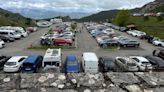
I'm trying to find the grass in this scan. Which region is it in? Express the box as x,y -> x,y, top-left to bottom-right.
126,16 -> 164,39
27,45 -> 76,51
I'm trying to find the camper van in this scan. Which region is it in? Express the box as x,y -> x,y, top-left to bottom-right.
82,52 -> 98,73
0,30 -> 21,39
42,49 -> 62,67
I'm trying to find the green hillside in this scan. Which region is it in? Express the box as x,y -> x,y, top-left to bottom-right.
0,8 -> 36,27
126,16 -> 164,39
77,10 -> 119,22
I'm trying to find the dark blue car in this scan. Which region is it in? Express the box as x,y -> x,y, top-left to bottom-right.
21,55 -> 43,73
65,55 -> 80,73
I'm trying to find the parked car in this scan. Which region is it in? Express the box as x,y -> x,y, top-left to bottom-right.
65,55 -> 80,73
0,35 -> 15,42
82,52 -> 98,73
153,49 -> 164,59
113,36 -> 128,41
99,56 -> 115,72
61,31 -> 75,37
102,28 -> 115,35
0,56 -> 11,70
144,55 -> 164,70
129,56 -> 152,71
118,38 -> 140,47
3,56 -> 27,72
130,30 -> 146,37
115,57 -> 138,72
152,39 -> 164,47
21,55 -> 43,73
99,38 -> 118,48
0,39 -> 5,48
0,30 -> 21,39
96,35 -> 109,43
53,38 -> 73,46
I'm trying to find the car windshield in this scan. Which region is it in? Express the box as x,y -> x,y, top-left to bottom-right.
67,61 -> 77,66
5,62 -> 16,66
127,63 -> 136,66
104,59 -> 114,66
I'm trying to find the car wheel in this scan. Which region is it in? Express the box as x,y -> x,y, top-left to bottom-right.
158,44 -> 162,46
102,44 -> 108,49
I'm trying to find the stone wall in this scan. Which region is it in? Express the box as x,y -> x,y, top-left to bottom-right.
1,72 -> 164,92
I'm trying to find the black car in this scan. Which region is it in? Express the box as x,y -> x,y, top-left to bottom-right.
0,35 -> 15,42
144,55 -> 164,70
99,56 -> 115,72
0,56 -> 11,70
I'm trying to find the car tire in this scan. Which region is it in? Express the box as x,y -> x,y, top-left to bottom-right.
158,44 -> 162,46
102,44 -> 108,49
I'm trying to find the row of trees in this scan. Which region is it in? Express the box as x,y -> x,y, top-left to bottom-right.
113,10 -> 163,26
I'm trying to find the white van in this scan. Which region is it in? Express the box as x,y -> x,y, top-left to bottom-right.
82,52 -> 98,73
0,30 -> 21,39
0,26 -> 28,37
42,48 -> 62,67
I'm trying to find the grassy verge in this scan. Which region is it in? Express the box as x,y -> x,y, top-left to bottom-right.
27,45 -> 76,51
127,16 -> 164,39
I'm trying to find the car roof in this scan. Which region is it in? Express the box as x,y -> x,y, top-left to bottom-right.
8,56 -> 27,62
130,56 -> 149,62
83,52 -> 98,61
24,55 -> 40,63
66,55 -> 77,61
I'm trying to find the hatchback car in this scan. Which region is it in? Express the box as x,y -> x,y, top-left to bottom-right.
99,56 -> 115,72
65,55 -> 80,73
21,55 -> 43,73
129,56 -> 152,71
115,57 -> 138,72
144,55 -> 164,70
3,56 -> 27,72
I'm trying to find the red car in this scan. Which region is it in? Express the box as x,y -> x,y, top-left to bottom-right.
53,38 -> 73,46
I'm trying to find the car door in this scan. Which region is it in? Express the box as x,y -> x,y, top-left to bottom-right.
18,57 -> 26,68
131,58 -> 140,67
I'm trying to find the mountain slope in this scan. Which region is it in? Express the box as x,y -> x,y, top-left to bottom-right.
0,8 -> 36,27
77,10 -> 119,22
78,0 -> 164,22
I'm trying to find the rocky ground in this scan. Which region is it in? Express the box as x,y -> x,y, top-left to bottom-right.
1,72 -> 164,92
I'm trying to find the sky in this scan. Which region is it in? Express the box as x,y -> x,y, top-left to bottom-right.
0,0 -> 155,13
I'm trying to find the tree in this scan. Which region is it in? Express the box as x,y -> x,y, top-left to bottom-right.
113,10 -> 130,26
71,22 -> 77,30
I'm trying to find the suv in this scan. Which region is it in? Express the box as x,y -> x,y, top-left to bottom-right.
99,38 -> 118,48
153,48 -> 164,59
118,38 -> 140,47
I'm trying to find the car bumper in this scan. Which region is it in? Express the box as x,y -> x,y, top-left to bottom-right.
3,67 -> 19,72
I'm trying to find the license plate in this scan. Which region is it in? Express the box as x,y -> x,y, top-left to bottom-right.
25,68 -> 31,70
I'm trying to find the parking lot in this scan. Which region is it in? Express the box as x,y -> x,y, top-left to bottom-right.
0,23 -> 160,73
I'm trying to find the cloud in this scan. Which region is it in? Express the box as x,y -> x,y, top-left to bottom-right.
0,0 -> 155,12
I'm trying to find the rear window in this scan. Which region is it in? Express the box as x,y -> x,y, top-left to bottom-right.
23,63 -> 33,67
127,63 -> 136,66
5,62 -> 16,66
67,61 -> 77,66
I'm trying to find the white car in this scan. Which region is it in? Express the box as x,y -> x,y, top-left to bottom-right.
61,31 -> 75,37
102,28 -> 115,35
113,36 -> 128,41
131,30 -> 146,37
129,56 -> 152,71
127,30 -> 134,35
3,56 -> 27,72
0,39 -> 5,48
152,39 -> 164,47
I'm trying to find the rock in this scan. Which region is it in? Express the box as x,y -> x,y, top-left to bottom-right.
47,73 -> 54,79
3,77 -> 10,82
38,76 -> 47,83
71,79 -> 77,84
88,79 -> 95,84
135,72 -> 164,87
58,84 -> 65,89
103,83 -> 106,87
84,89 -> 91,92
50,82 -> 57,87
40,88 -> 46,92
125,85 -> 142,92
58,75 -> 66,80
105,72 -> 140,85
